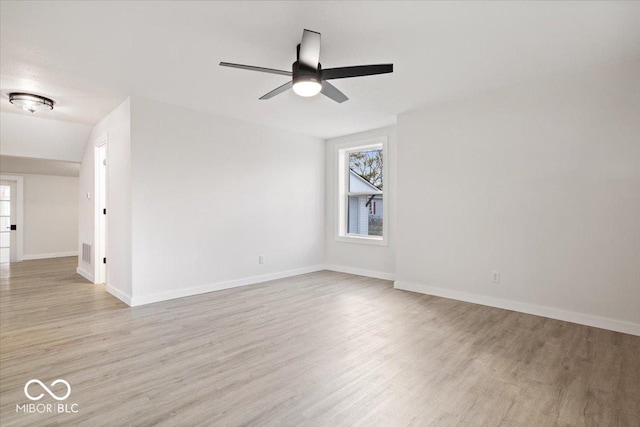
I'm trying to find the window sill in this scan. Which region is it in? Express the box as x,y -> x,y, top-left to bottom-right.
335,234 -> 388,247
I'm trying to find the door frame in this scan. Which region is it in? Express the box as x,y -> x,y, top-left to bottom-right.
0,175 -> 24,262
94,136 -> 108,284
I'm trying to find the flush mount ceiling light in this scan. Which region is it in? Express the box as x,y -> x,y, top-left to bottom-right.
220,29 -> 393,103
9,92 -> 54,113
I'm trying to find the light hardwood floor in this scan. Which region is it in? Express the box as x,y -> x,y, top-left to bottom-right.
1,257 -> 638,426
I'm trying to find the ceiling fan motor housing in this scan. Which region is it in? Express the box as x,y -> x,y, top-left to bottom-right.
292,60 -> 322,86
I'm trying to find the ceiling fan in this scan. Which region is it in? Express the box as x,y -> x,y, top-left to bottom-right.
220,29 -> 393,103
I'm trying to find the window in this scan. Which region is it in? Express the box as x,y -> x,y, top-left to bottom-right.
337,138 -> 387,245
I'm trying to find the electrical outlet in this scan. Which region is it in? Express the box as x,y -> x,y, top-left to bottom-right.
491,270 -> 501,284
259,255 -> 264,265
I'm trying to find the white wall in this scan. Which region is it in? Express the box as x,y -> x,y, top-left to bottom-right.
129,98 -> 325,305
0,112 -> 92,162
4,174 -> 77,260
78,98 -> 131,301
325,126 -> 396,280
395,59 -> 640,335
0,156 -> 79,177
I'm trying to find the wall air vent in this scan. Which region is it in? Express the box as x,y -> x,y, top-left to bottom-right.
82,243 -> 92,264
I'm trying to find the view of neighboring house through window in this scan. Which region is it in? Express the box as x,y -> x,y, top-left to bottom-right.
348,148 -> 383,236
336,139 -> 386,244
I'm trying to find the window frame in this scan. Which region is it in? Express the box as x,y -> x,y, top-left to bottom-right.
336,137 -> 388,246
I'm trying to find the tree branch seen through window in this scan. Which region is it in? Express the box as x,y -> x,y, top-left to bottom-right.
349,150 -> 383,190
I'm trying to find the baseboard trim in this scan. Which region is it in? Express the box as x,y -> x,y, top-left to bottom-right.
76,267 -> 94,283
106,285 -> 132,306
23,251 -> 78,261
130,265 -> 326,307
325,265 -> 395,281
394,281 -> 640,337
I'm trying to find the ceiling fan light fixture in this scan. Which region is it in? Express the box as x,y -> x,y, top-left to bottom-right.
9,92 -> 54,113
292,80 -> 322,97
292,72 -> 322,97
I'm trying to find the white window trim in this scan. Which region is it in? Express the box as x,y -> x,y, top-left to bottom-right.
335,136 -> 388,246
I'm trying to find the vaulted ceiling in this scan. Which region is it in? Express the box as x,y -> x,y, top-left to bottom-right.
1,1 -> 639,156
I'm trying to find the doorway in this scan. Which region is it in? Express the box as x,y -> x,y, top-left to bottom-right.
95,143 -> 107,284
0,176 -> 23,263
0,182 -> 14,263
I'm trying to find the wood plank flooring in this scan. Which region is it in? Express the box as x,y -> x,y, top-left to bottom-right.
1,257 -> 639,426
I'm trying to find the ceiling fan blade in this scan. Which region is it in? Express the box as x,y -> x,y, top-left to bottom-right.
259,81 -> 293,100
299,29 -> 321,69
219,62 -> 292,77
321,81 -> 348,103
322,64 -> 393,80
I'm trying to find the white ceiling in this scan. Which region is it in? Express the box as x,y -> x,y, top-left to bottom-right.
1,1 -> 639,140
